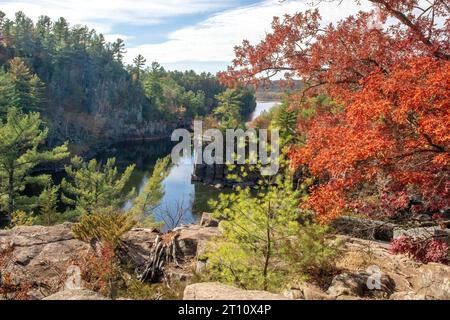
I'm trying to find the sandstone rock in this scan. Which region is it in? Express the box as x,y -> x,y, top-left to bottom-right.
175,225 -> 221,258
282,289 -> 304,300
199,212 -> 219,228
412,263 -> 450,299
183,283 -> 289,300
0,223 -> 90,299
331,216 -> 396,241
335,236 -> 450,300
43,289 -> 109,300
336,295 -> 363,300
389,291 -> 433,300
327,272 -> 395,299
393,226 -> 450,245
285,282 -> 331,300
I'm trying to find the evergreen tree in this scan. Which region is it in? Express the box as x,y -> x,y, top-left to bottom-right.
0,70 -> 15,114
37,183 -> 60,226
206,176 -> 336,291
7,57 -> 44,112
133,54 -> 146,80
112,38 -> 126,63
61,156 -> 136,215
130,156 -> 170,226
0,107 -> 69,224
213,88 -> 244,129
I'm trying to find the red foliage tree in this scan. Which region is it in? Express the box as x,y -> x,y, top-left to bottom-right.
220,0 -> 449,222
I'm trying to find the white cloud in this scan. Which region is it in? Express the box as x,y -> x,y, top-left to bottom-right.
125,0 -> 372,68
0,0 -> 233,33
103,33 -> 135,43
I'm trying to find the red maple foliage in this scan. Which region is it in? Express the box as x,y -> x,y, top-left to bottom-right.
220,0 -> 449,223
390,236 -> 449,264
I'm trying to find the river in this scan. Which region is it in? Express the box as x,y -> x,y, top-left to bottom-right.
96,101 -> 280,229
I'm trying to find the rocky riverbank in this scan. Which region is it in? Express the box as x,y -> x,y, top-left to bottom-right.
1,215 -> 449,300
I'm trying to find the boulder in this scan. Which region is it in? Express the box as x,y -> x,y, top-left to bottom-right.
327,272 -> 395,299
175,225 -> 221,258
0,223 -> 90,299
335,236 -> 450,300
330,216 -> 396,241
284,282 -> 331,300
183,283 -> 289,300
199,212 -> 219,228
43,289 -> 109,300
393,226 -> 450,245
389,291 -> 433,300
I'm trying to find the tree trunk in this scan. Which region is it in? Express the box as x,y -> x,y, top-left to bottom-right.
263,204 -> 272,291
6,169 -> 14,225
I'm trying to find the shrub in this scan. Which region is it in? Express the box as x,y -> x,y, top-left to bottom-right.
0,245 -> 31,300
390,236 -> 449,264
10,210 -> 35,227
71,242 -> 123,298
72,207 -> 136,249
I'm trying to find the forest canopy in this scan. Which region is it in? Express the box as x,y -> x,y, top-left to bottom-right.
0,11 -> 256,152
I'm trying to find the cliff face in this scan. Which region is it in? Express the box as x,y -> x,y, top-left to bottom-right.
48,105 -> 182,155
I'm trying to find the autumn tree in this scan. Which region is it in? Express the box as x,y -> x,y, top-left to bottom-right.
220,0 -> 449,222
61,156 -> 135,216
0,108 -> 69,224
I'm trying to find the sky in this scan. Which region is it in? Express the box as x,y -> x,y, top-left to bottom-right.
0,0 -> 373,74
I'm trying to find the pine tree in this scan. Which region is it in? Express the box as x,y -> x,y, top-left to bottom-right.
133,54 -> 146,80
0,107 -> 69,224
206,176 -> 336,291
112,38 -> 126,63
7,57 -> 45,112
61,156 -> 136,215
0,70 -> 15,115
130,156 -> 170,226
213,89 -> 244,129
37,183 -> 60,226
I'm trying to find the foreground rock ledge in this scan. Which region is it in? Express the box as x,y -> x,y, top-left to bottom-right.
43,289 -> 109,300
1,218 -> 449,300
183,283 -> 289,300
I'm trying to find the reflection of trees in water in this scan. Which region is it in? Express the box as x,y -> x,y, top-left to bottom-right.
192,182 -> 232,215
96,140 -> 175,195
97,139 -> 226,226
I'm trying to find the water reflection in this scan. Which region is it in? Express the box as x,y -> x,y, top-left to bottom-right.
98,140 -> 221,229
96,101 -> 281,229
250,101 -> 281,121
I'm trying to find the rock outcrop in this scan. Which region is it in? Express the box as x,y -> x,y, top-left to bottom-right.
1,215 -> 449,300
334,236 -> 450,300
0,223 -> 89,299
183,283 -> 288,300
0,220 -> 220,299
43,289 -> 109,300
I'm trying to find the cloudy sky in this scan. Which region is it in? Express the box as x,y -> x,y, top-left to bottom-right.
0,0 -> 372,73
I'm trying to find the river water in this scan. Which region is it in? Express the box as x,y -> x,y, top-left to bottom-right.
97,101 -> 280,228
